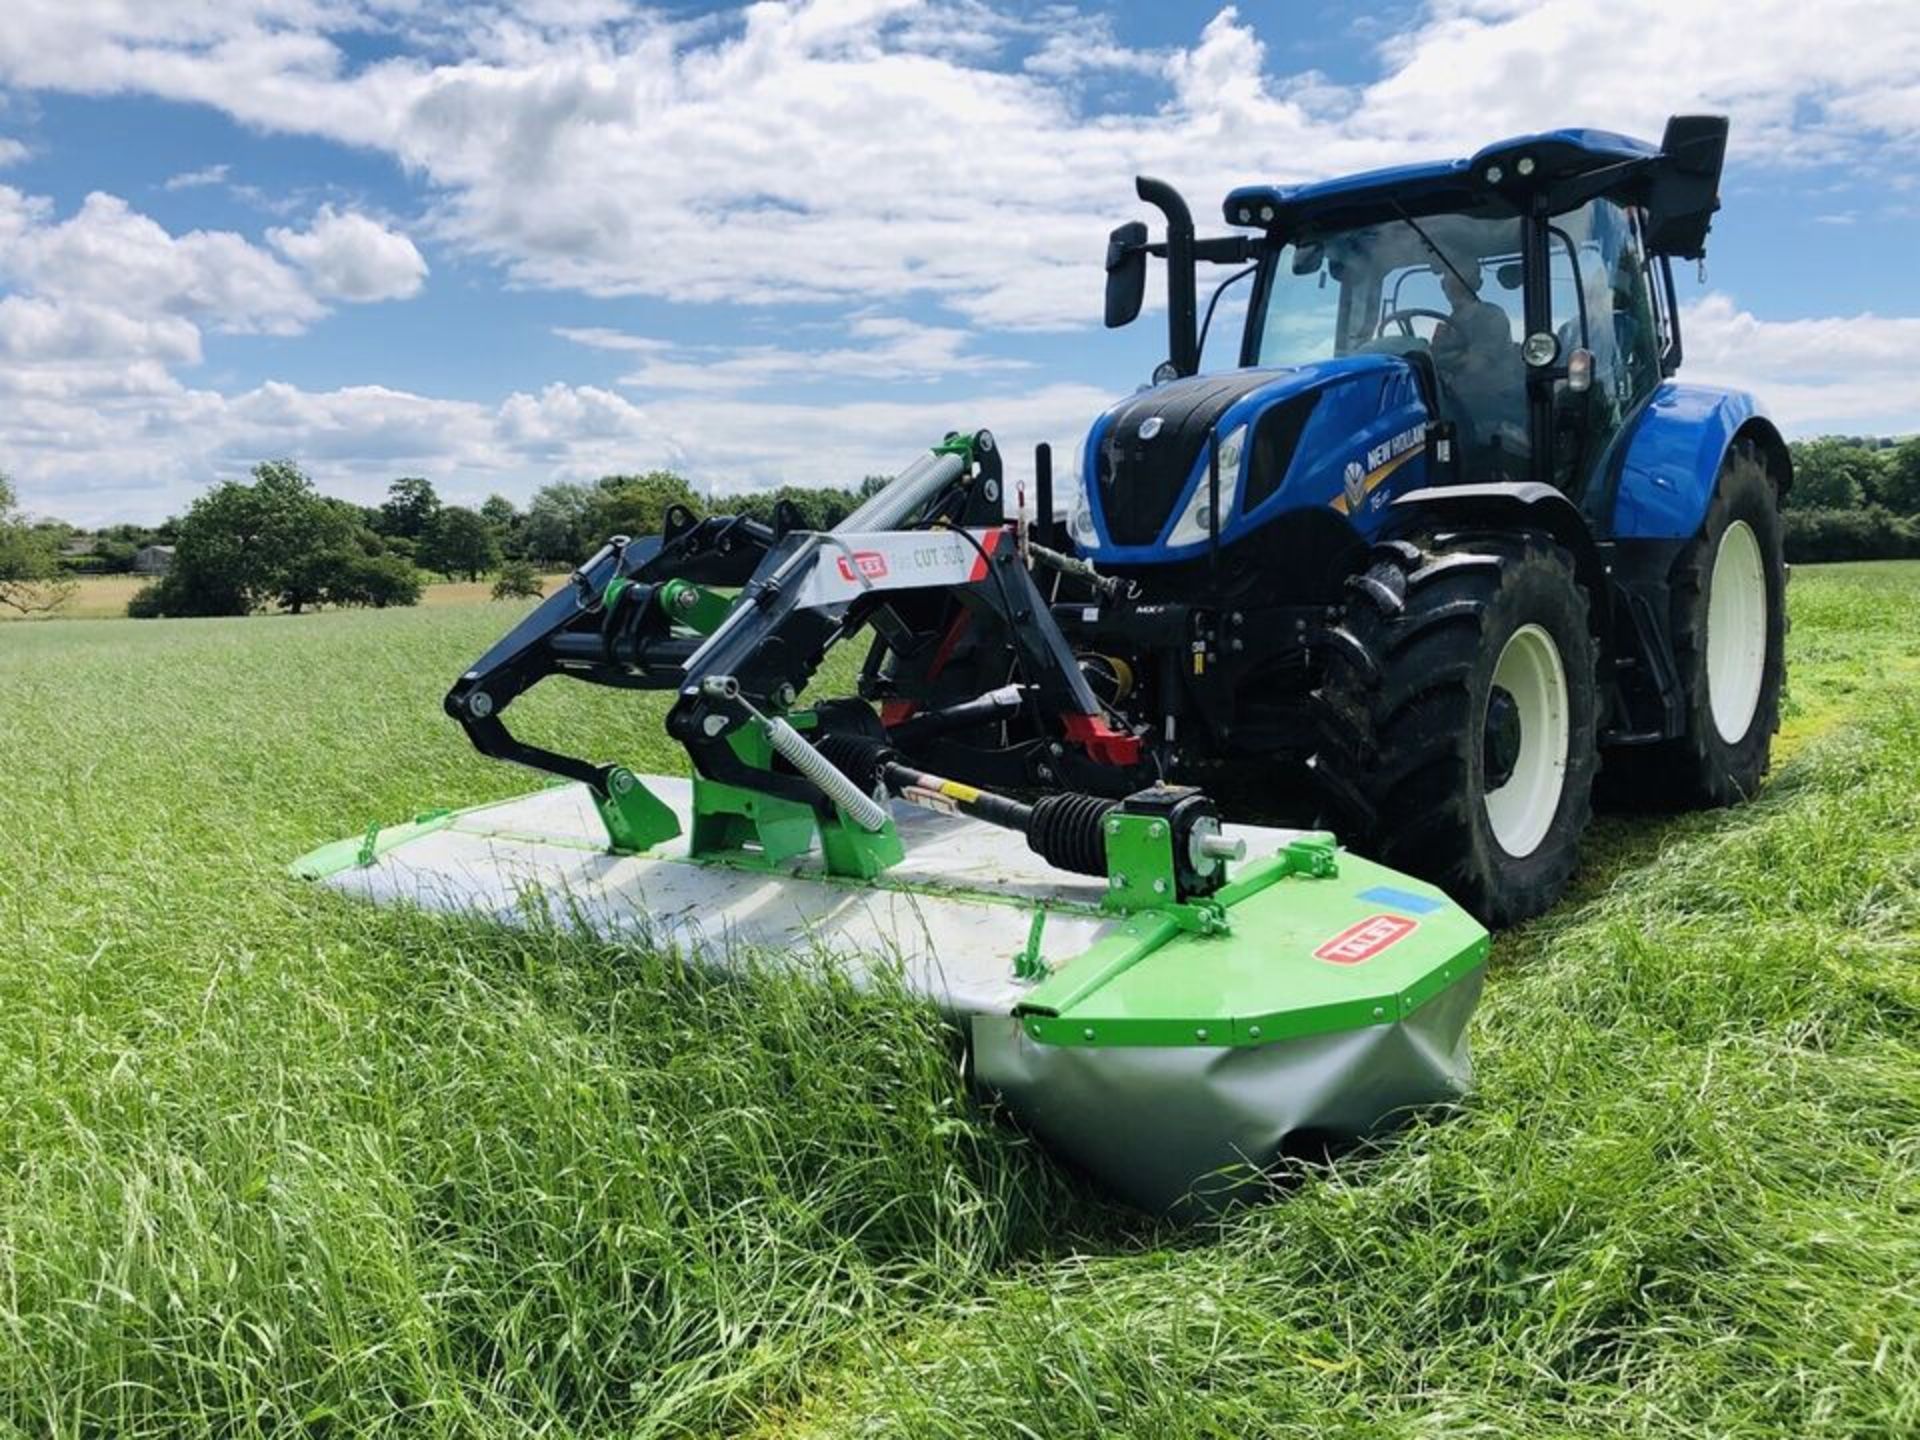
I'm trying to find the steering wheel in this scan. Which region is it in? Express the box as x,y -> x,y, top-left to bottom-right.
1377,306 -> 1451,340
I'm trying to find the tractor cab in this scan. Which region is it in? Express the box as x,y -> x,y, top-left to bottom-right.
1104,117 -> 1729,517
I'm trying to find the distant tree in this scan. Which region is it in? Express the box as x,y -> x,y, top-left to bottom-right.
1786,438 -> 1873,511
328,552 -> 425,608
420,505 -> 501,581
491,559 -> 545,601
858,474 -> 892,499
521,481 -> 596,563
480,493 -> 520,532
726,482 -> 862,531
0,475 -> 75,615
1875,437 -> 1920,515
588,471 -> 702,541
379,477 -> 441,540
134,460 -> 418,617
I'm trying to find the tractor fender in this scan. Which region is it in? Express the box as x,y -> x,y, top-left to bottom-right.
1606,384 -> 1791,540
1386,482 -> 1610,641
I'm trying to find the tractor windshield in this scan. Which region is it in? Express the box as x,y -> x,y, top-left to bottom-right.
1253,213 -> 1529,474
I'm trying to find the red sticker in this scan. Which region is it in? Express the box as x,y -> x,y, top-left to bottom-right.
1313,913 -> 1417,964
836,550 -> 889,581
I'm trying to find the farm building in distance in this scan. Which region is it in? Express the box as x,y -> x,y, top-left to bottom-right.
133,545 -> 175,576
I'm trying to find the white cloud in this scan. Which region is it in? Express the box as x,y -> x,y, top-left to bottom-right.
0,368 -> 1107,526
0,294 -> 203,366
557,315 -> 1027,393
0,137 -> 27,168
1681,292 -> 1920,433
2,1 -> 1916,331
268,206 -> 428,301
0,187 -> 322,334
163,162 -> 231,190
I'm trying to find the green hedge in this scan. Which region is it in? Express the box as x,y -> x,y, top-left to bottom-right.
1782,506 -> 1920,564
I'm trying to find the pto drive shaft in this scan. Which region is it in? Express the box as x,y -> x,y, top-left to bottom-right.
810,732 -> 1242,898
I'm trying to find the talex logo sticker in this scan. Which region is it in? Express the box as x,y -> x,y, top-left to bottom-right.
836,551 -> 888,582
1313,913 -> 1417,964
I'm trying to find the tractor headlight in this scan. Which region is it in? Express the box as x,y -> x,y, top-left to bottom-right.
1069,479 -> 1099,547
1165,424 -> 1245,547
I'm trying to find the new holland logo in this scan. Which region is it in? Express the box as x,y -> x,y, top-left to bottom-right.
1342,460 -> 1367,512
1313,913 -> 1418,964
836,551 -> 888,582
1137,415 -> 1164,440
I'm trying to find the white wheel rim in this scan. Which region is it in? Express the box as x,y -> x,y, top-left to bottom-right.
1484,623 -> 1570,859
1706,519 -> 1768,744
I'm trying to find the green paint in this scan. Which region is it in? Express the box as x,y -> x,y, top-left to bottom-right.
1013,907 -> 1050,982
690,725 -> 818,866
816,810 -> 905,879
290,808 -> 462,880
932,432 -> 982,463
656,579 -> 732,635
1018,846 -> 1487,1049
594,767 -> 682,854
1098,811 -> 1180,913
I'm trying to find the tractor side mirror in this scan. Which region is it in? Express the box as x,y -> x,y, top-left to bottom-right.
1104,221 -> 1149,329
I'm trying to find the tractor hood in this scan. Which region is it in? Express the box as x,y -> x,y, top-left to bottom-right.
1072,354 -> 1434,564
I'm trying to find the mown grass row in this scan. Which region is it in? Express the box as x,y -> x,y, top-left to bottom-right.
1,568 -> 1917,1437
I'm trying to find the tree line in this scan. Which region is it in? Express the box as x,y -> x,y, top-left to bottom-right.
1776,435 -> 1920,563
0,436 -> 1915,619
0,463 -> 894,618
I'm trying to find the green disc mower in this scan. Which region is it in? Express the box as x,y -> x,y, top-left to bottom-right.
297,431 -> 1488,1212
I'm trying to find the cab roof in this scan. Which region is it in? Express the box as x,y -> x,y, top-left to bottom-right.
1222,118 -> 1724,258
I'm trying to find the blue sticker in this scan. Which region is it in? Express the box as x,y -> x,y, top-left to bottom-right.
1356,884 -> 1445,915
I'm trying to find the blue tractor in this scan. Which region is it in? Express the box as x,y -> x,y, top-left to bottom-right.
438,115 -> 1788,931
1057,114 -> 1790,923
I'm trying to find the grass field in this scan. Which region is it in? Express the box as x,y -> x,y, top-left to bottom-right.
1,572 -> 572,621
2,564 -> 1916,1438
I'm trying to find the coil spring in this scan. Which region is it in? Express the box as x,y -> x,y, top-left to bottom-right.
1024,792 -> 1119,877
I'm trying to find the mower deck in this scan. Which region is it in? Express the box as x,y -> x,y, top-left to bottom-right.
295,777 -> 1486,1211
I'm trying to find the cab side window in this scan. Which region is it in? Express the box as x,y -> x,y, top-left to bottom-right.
1551,199 -> 1663,490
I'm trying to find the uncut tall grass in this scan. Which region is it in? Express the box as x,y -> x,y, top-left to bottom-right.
3,564 -> 1918,1438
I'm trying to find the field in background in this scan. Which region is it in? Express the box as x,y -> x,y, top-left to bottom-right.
0,571 -> 571,620
1,565 -> 1916,1438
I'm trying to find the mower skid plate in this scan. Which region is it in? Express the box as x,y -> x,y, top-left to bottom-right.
293,777 -> 1486,1211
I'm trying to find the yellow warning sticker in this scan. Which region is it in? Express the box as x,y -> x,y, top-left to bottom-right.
939,779 -> 982,804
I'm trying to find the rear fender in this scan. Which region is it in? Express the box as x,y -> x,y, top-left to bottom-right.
1607,384 -> 1789,540
1387,482 -> 1610,642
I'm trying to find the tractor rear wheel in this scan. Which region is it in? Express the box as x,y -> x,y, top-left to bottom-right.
1310,534 -> 1600,926
1604,443 -> 1787,807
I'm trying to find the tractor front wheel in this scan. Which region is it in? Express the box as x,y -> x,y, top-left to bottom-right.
1310,534 -> 1601,926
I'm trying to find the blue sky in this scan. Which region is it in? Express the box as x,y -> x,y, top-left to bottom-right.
1,0 -> 1917,525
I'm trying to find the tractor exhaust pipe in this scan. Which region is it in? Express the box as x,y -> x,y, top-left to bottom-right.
1136,176 -> 1199,379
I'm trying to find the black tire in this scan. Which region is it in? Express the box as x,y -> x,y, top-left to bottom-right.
1603,444 -> 1787,808
1310,533 -> 1600,927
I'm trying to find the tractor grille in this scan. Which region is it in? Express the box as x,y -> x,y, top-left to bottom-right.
1097,372 -> 1284,545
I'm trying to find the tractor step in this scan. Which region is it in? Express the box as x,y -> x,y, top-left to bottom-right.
293,778 -> 1486,1212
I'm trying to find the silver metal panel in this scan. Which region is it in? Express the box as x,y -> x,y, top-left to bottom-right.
971,967 -> 1483,1214
324,778 -> 1304,1020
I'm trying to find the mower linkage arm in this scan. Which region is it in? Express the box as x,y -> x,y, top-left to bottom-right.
443,515 -> 785,795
